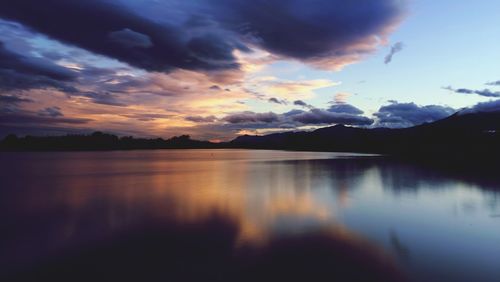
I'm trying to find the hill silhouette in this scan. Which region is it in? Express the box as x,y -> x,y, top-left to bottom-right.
2,111 -> 500,164
229,111 -> 500,158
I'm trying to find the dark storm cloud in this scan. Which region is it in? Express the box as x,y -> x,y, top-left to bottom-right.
0,0 -> 241,73
293,100 -> 313,109
443,86 -> 500,98
384,42 -> 403,64
373,102 -> 455,128
0,94 -> 34,115
292,108 -> 374,126
452,88 -> 500,98
289,102 -> 370,126
108,28 -> 153,48
0,112 -> 92,125
0,51 -> 132,106
185,115 -> 218,123
283,109 -> 306,117
0,42 -> 75,80
0,94 -> 33,104
268,97 -> 287,105
212,0 -> 405,64
74,91 -> 127,107
121,113 -> 174,121
460,99 -> 500,115
290,102 -> 369,125
38,106 -> 63,117
223,111 -> 280,124
328,104 -> 364,115
0,0 -> 406,73
222,101 -> 374,128
463,89 -> 500,98
0,41 -> 77,91
0,69 -> 78,93
79,66 -> 120,78
485,80 -> 500,86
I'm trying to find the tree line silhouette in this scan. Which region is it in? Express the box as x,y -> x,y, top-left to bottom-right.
2,111 -> 500,166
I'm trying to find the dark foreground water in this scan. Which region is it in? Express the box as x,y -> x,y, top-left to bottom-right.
1,150 -> 499,282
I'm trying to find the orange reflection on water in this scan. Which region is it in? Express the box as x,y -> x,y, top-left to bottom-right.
6,150 -> 373,249
142,152 -> 337,243
5,150 -> 500,282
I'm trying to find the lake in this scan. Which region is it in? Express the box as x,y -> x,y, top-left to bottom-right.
1,150 -> 499,282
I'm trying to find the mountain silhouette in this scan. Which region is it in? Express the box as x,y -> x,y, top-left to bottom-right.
229,111 -> 500,159
2,111 -> 500,163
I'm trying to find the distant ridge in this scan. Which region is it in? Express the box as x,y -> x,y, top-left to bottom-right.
229,111 -> 500,158
2,111 -> 500,161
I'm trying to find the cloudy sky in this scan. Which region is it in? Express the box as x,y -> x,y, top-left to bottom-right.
1,0 -> 499,140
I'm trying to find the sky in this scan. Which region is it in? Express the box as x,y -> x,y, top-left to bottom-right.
1,0 -> 499,141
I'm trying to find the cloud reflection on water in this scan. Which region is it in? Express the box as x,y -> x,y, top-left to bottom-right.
1,150 -> 500,281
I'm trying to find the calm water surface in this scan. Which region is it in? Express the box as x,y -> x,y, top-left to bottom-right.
1,150 -> 499,282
